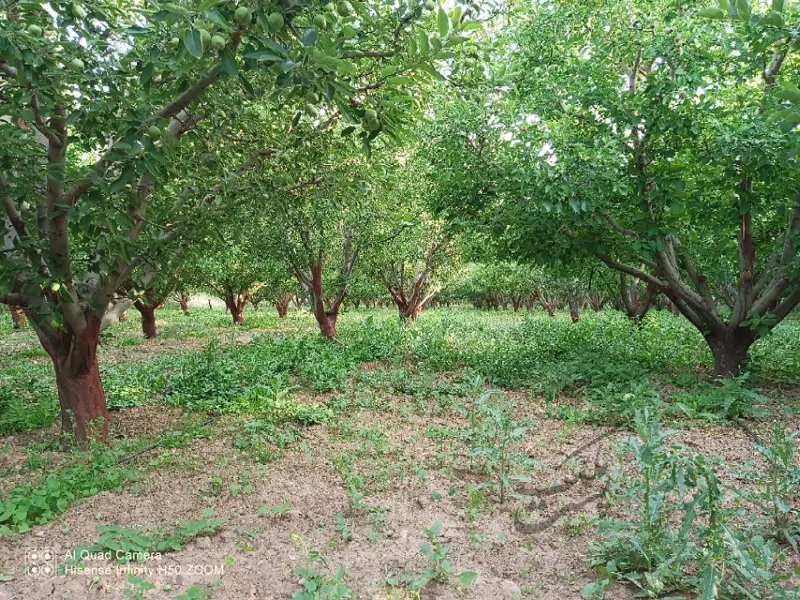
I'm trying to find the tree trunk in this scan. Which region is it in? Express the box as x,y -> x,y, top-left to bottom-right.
179,299 -> 189,315
706,328 -> 757,377
274,298 -> 289,318
10,305 -> 25,329
134,302 -> 157,339
398,302 -> 423,323
512,298 -> 521,312
315,309 -> 338,338
569,305 -> 581,323
41,317 -> 110,446
225,295 -> 245,325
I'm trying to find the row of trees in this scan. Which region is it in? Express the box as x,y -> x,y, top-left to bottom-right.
0,0 -> 482,443
3,0 -> 799,446
421,0 -> 800,377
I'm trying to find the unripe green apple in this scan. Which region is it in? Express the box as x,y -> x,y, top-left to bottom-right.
267,12 -> 284,31
50,282 -> 61,293
234,6 -> 252,26
210,35 -> 226,50
313,14 -> 326,29
199,28 -> 211,47
26,24 -> 43,37
147,125 -> 162,140
68,58 -> 85,71
72,4 -> 87,18
337,1 -> 353,17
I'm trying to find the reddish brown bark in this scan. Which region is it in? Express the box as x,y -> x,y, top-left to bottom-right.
133,301 -> 157,339
10,305 -> 25,329
310,264 -> 340,338
40,315 -> 109,445
225,294 -> 247,325
274,297 -> 289,318
179,299 -> 189,315
540,297 -> 558,317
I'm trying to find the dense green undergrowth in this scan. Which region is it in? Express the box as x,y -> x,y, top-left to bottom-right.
1,306 -> 798,436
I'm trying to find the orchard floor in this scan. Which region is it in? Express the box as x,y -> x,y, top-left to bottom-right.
0,306 -> 798,600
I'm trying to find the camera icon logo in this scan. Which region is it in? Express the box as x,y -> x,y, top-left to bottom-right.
26,548 -> 56,578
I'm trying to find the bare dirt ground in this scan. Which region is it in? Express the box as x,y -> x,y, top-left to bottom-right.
2,386 -> 793,600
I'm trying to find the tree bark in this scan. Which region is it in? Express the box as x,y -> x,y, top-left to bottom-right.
179,299 -> 189,315
274,298 -> 289,318
10,305 -> 25,329
569,302 -> 581,323
706,328 -> 757,377
133,301 -> 157,339
41,316 -> 109,445
225,294 -> 246,325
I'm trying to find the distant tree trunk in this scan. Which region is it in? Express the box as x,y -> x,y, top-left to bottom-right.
512,297 -> 521,312
310,264 -> 340,338
525,294 -> 537,312
274,297 -> 289,318
179,299 -> 189,314
588,294 -> 606,312
619,273 -> 655,325
133,301 -> 158,339
208,299 -> 213,310
540,297 -> 558,317
10,305 -> 25,329
569,301 -> 581,323
224,293 -> 247,325
352,298 -> 361,309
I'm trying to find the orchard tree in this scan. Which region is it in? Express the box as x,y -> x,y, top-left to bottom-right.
1,0 -> 469,443
366,155 -> 455,322
426,0 -> 800,376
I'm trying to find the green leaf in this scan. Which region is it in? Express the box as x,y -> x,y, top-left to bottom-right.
183,29 -> 204,59
437,8 -> 450,37
387,76 -> 414,86
221,49 -> 238,76
457,571 -> 478,586
735,0 -> 751,21
302,28 -> 318,47
697,7 -> 726,18
244,50 -> 282,62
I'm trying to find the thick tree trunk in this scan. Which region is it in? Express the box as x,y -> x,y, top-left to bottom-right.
10,305 -> 25,329
705,328 -> 757,377
315,309 -> 338,338
179,299 -> 189,315
40,317 -> 110,446
397,302 -> 423,323
512,299 -> 521,312
274,298 -> 289,318
225,295 -> 245,325
134,302 -> 157,339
